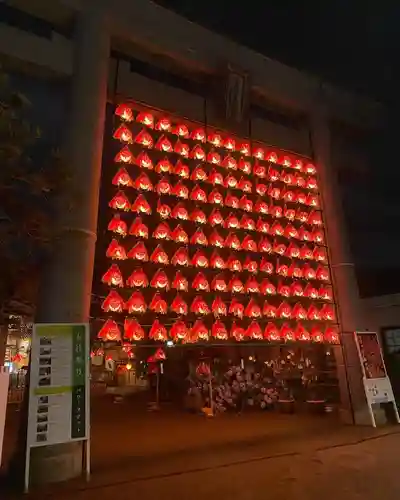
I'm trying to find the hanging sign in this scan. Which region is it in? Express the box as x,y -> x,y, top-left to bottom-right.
25,323 -> 90,492
354,331 -> 400,427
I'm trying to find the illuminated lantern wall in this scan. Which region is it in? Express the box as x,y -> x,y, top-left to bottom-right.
98,102 -> 339,344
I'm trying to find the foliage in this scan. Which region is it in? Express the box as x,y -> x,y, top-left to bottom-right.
0,69 -> 71,317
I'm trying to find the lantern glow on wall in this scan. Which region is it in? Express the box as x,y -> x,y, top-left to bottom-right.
98,102 -> 339,345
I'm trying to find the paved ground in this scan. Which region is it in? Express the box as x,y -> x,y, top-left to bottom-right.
3,396 -> 400,499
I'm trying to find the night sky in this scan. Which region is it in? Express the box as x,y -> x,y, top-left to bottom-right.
155,0 -> 400,104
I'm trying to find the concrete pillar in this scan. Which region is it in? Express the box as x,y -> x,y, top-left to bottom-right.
29,5 -> 110,485
310,106 -> 371,425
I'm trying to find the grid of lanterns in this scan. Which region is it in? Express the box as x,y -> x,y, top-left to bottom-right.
98,103 -> 339,344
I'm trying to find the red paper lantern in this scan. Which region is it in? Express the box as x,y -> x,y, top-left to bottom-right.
306,193 -> 319,208
135,151 -> 153,170
211,273 -> 227,292
98,320 -> 121,341
282,189 -> 297,203
151,269 -> 170,290
243,256 -> 258,274
149,320 -> 168,341
224,173 -> 238,189
291,281 -> 303,297
308,211 -> 323,226
308,305 -> 320,321
172,123 -> 189,138
284,224 -> 298,240
245,298 -> 262,318
286,242 -> 300,259
112,167 -> 133,188
192,250 -> 209,268
281,171 -> 296,186
212,297 -> 227,317
304,283 -> 319,299
229,276 -> 244,294
278,282 -> 291,298
134,129 -> 153,148
245,277 -> 259,294
295,324 -> 311,342
256,218 -> 269,234
109,191 -> 130,211
191,296 -> 210,315
101,291 -> 124,313
126,292 -> 147,314
171,295 -> 188,316
127,241 -> 148,261
273,241 -> 286,256
292,303 -> 307,320
264,323 -> 280,341
253,147 -> 264,160
304,163 -> 317,175
239,195 -> 253,212
260,279 -> 276,295
303,264 -> 316,280
268,166 -> 280,182
313,247 -> 327,263
269,205 -> 283,219
208,133 -> 222,147
129,217 -> 148,239
209,230 -> 225,248
300,245 -> 313,260
153,222 -> 171,240
319,286 -> 333,301
311,327 -> 324,343
325,327 -> 339,344
316,266 -> 330,282
247,321 -> 263,340
231,322 -> 246,341
225,213 -> 240,229
174,140 -> 190,158
255,199 -> 269,214
102,264 -> 124,287
258,237 -> 272,253
238,177 -> 252,193
295,174 -> 306,188
271,221 -> 284,236
172,202 -> 189,220
278,302 -> 292,319
297,209 -> 309,223
192,272 -> 209,291
225,192 -> 239,208
266,151 -> 278,163
171,225 -> 188,244
132,194 -> 151,214
155,117 -> 171,132
126,268 -> 148,288
156,177 -> 172,195
229,299 -> 244,318
320,304 -> 335,321
190,185 -> 207,203
191,128 -> 206,142
254,163 -> 266,178
298,228 -> 312,242
190,208 -> 207,225
108,214 -> 127,237
174,160 -> 190,178
260,258 -> 274,274
227,255 -> 242,272
114,146 -> 133,164
222,155 -> 237,170
225,232 -> 241,250
150,245 -> 169,265
255,183 -> 267,196
209,208 -> 224,226
114,125 -> 133,143
209,189 -> 224,205
172,271 -> 188,291
115,103 -> 133,122
222,137 -> 235,151
284,207 -> 296,221
106,239 -> 127,260
281,323 -> 295,342
239,142 -> 250,156
149,292 -> 168,314
191,165 -> 208,182
191,228 -> 208,246
173,181 -> 189,199
136,111 -> 154,128
263,302 -> 277,318
242,235 -> 257,252
171,247 -> 189,267
293,159 -> 303,171
276,263 -> 289,277
157,201 -> 172,220
124,318 -> 145,341
155,135 -> 173,153
170,320 -> 189,341
210,251 -> 225,269
207,151 -> 221,166
191,144 -> 206,161
238,158 -> 252,174
288,263 -> 303,279
211,320 -> 228,340
312,229 -> 325,245
134,172 -> 153,191
191,320 -> 209,341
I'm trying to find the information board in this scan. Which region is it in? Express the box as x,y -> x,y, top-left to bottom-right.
354,331 -> 400,427
25,323 -> 90,491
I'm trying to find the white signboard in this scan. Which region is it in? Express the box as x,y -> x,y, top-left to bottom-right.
0,366 -> 10,466
25,323 -> 90,492
354,331 -> 400,427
